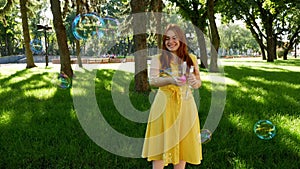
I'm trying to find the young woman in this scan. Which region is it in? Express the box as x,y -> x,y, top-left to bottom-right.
142,24 -> 202,169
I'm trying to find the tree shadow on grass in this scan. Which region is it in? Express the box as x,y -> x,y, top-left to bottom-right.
0,69 -> 111,168
223,58 -> 300,67
195,65 -> 300,169
199,116 -> 300,169
273,59 -> 300,66
224,66 -> 300,117
70,68 -> 152,168
1,65 -> 298,169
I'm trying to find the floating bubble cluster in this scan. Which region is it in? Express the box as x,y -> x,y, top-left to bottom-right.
71,13 -> 121,41
72,13 -> 121,57
72,13 -> 105,40
30,39 -> 43,54
253,120 -> 276,140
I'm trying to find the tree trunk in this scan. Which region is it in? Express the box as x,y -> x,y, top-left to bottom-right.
260,44 -> 267,60
130,0 -> 150,92
7,35 -> 13,55
192,13 -> 208,69
260,8 -> 276,62
153,0 -> 163,51
283,49 -> 289,60
295,43 -> 298,58
76,0 -> 83,67
283,25 -> 300,60
245,20 -> 267,60
266,32 -> 276,62
190,16 -> 208,69
20,0 -> 36,68
50,0 -> 73,78
76,40 -> 82,67
207,0 -> 220,72
194,25 -> 208,69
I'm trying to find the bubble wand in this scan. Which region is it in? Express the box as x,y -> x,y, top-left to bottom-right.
181,61 -> 187,82
185,65 -> 194,98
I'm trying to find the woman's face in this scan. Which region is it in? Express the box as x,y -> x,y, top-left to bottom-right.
165,30 -> 180,54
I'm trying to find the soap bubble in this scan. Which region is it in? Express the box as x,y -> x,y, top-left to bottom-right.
52,72 -> 72,89
200,129 -> 212,144
30,39 -> 43,54
253,120 -> 276,140
72,13 -> 105,40
101,17 -> 120,40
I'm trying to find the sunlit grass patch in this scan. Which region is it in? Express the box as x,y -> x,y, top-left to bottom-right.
0,59 -> 300,168
23,88 -> 57,100
0,110 -> 13,125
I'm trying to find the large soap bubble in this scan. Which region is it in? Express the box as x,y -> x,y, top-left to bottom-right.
253,120 -> 276,140
72,13 -> 105,40
30,39 -> 43,54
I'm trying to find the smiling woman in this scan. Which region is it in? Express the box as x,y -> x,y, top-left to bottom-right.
165,31 -> 180,53
142,24 -> 202,169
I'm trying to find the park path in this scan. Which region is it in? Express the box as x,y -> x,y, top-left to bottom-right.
0,62 -> 136,73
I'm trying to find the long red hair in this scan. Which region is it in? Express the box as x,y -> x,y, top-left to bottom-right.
160,24 -> 193,70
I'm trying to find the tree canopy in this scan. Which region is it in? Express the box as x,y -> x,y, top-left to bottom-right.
0,0 -> 298,74
218,0 -> 300,61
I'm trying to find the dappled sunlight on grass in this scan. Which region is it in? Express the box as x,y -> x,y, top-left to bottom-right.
24,88 -> 57,100
217,58 -> 300,168
272,115 -> 300,156
0,59 -> 299,168
282,94 -> 300,106
0,87 -> 12,95
0,110 -> 13,125
275,115 -> 300,136
245,76 -> 300,89
222,58 -> 300,72
228,113 -> 253,133
228,155 -> 248,169
224,77 -> 240,86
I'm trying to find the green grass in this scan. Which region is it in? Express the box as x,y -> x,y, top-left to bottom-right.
0,58 -> 299,169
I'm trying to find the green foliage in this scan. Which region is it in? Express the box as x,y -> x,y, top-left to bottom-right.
0,0 -> 7,8
219,24 -> 259,54
168,0 -> 207,24
217,0 -> 300,61
0,4 -> 23,56
262,0 -> 277,14
0,0 -> 13,18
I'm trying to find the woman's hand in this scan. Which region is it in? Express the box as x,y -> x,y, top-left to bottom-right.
172,76 -> 186,86
188,73 -> 201,89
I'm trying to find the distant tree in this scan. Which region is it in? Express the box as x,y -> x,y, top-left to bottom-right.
0,5 -> 22,56
218,0 -> 298,62
150,0 -> 163,51
276,2 -> 300,60
207,0 -> 220,72
219,24 -> 259,55
20,0 -> 36,68
130,0 -> 150,92
50,0 -> 73,77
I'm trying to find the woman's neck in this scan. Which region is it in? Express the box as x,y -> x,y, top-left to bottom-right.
171,54 -> 183,65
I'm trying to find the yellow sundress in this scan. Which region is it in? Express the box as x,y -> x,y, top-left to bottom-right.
142,54 -> 202,166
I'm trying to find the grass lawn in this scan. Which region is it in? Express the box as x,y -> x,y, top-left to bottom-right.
0,58 -> 299,169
